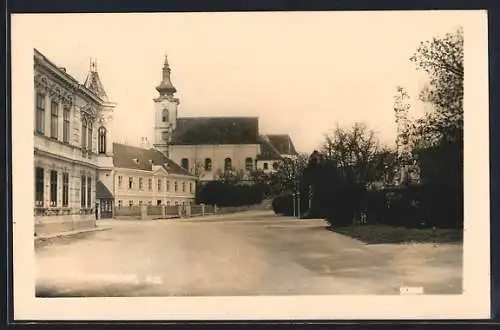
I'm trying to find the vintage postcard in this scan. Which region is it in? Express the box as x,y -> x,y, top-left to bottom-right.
10,10 -> 490,320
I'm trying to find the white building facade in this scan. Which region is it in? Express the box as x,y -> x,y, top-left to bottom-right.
33,49 -> 116,234
112,143 -> 197,208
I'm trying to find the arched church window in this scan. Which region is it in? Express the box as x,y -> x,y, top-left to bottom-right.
204,158 -> 212,171
245,157 -> 253,171
98,126 -> 107,154
181,158 -> 189,170
162,108 -> 169,122
224,158 -> 232,171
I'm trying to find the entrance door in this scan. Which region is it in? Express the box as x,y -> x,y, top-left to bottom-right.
100,199 -> 113,219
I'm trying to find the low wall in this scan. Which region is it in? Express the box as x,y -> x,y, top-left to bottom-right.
34,214 -> 96,236
113,204 -> 218,220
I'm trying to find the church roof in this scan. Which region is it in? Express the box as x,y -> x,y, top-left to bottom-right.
84,61 -> 109,102
112,143 -> 194,177
96,180 -> 114,199
171,117 -> 260,145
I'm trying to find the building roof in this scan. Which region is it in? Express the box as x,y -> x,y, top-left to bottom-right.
256,135 -> 282,161
265,134 -> 298,155
256,134 -> 298,160
84,60 -> 109,102
171,117 -> 260,145
96,180 -> 114,199
112,143 -> 194,177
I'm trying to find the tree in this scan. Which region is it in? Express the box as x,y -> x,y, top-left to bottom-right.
270,154 -> 309,194
320,122 -> 386,188
409,26 -> 464,146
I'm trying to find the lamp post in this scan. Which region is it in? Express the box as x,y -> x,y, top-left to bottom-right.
292,192 -> 296,217
296,179 -> 301,219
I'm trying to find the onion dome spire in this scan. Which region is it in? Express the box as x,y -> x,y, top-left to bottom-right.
156,54 -> 177,96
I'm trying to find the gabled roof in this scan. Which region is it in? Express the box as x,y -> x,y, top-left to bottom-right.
96,180 -> 114,199
112,143 -> 194,177
265,134 -> 298,155
256,135 -> 282,161
256,134 -> 298,161
171,117 -> 259,145
84,62 -> 109,102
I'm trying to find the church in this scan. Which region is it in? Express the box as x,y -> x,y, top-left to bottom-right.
152,55 -> 298,182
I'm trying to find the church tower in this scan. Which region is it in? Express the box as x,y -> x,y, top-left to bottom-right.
153,55 -> 180,157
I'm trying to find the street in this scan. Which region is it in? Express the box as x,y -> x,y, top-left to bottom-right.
36,210 -> 462,297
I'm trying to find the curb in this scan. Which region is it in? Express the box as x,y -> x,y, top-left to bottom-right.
35,226 -> 112,241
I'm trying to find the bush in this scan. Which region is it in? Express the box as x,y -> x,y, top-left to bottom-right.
196,181 -> 264,207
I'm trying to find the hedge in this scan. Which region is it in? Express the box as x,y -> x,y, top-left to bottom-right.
196,181 -> 265,207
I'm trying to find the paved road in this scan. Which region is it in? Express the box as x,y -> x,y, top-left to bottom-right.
36,211 -> 462,297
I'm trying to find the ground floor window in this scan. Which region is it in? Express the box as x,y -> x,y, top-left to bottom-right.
50,170 -> 57,207
157,200 -> 162,205
139,200 -> 143,206
118,200 -> 123,208
35,167 -> 44,207
148,201 -> 152,205
87,177 -> 92,209
62,172 -> 69,207
81,175 -> 87,208
129,200 -> 133,207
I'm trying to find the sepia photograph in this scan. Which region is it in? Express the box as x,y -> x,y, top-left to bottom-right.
11,10 -> 489,320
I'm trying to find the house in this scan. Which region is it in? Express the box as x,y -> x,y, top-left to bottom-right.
112,143 -> 197,210
256,134 -> 298,174
33,49 -> 116,234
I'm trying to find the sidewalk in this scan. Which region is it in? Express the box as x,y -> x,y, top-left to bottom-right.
35,225 -> 112,241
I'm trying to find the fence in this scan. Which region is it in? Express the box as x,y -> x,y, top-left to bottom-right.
113,203 -> 218,220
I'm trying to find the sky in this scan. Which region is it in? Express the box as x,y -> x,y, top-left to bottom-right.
19,11 -> 465,153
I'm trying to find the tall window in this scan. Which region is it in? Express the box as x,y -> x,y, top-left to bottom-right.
118,200 -> 123,208
129,200 -> 133,207
62,172 -> 69,207
118,176 -> 123,188
87,122 -> 93,152
81,118 -> 87,149
128,177 -> 133,189
157,178 -> 162,192
98,126 -> 107,154
87,176 -> 92,208
35,167 -> 44,207
81,175 -> 86,208
36,93 -> 45,134
224,158 -> 232,171
245,157 -> 253,171
204,158 -> 212,171
272,162 -> 279,170
166,180 -> 171,191
63,107 -> 70,143
181,158 -> 189,170
182,182 -> 186,192
263,162 -> 269,170
139,178 -> 144,190
162,108 -> 169,122
162,131 -> 168,141
50,100 -> 59,139
50,170 -> 57,207
174,181 -> 178,192
189,182 -> 193,193
148,178 -> 152,191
